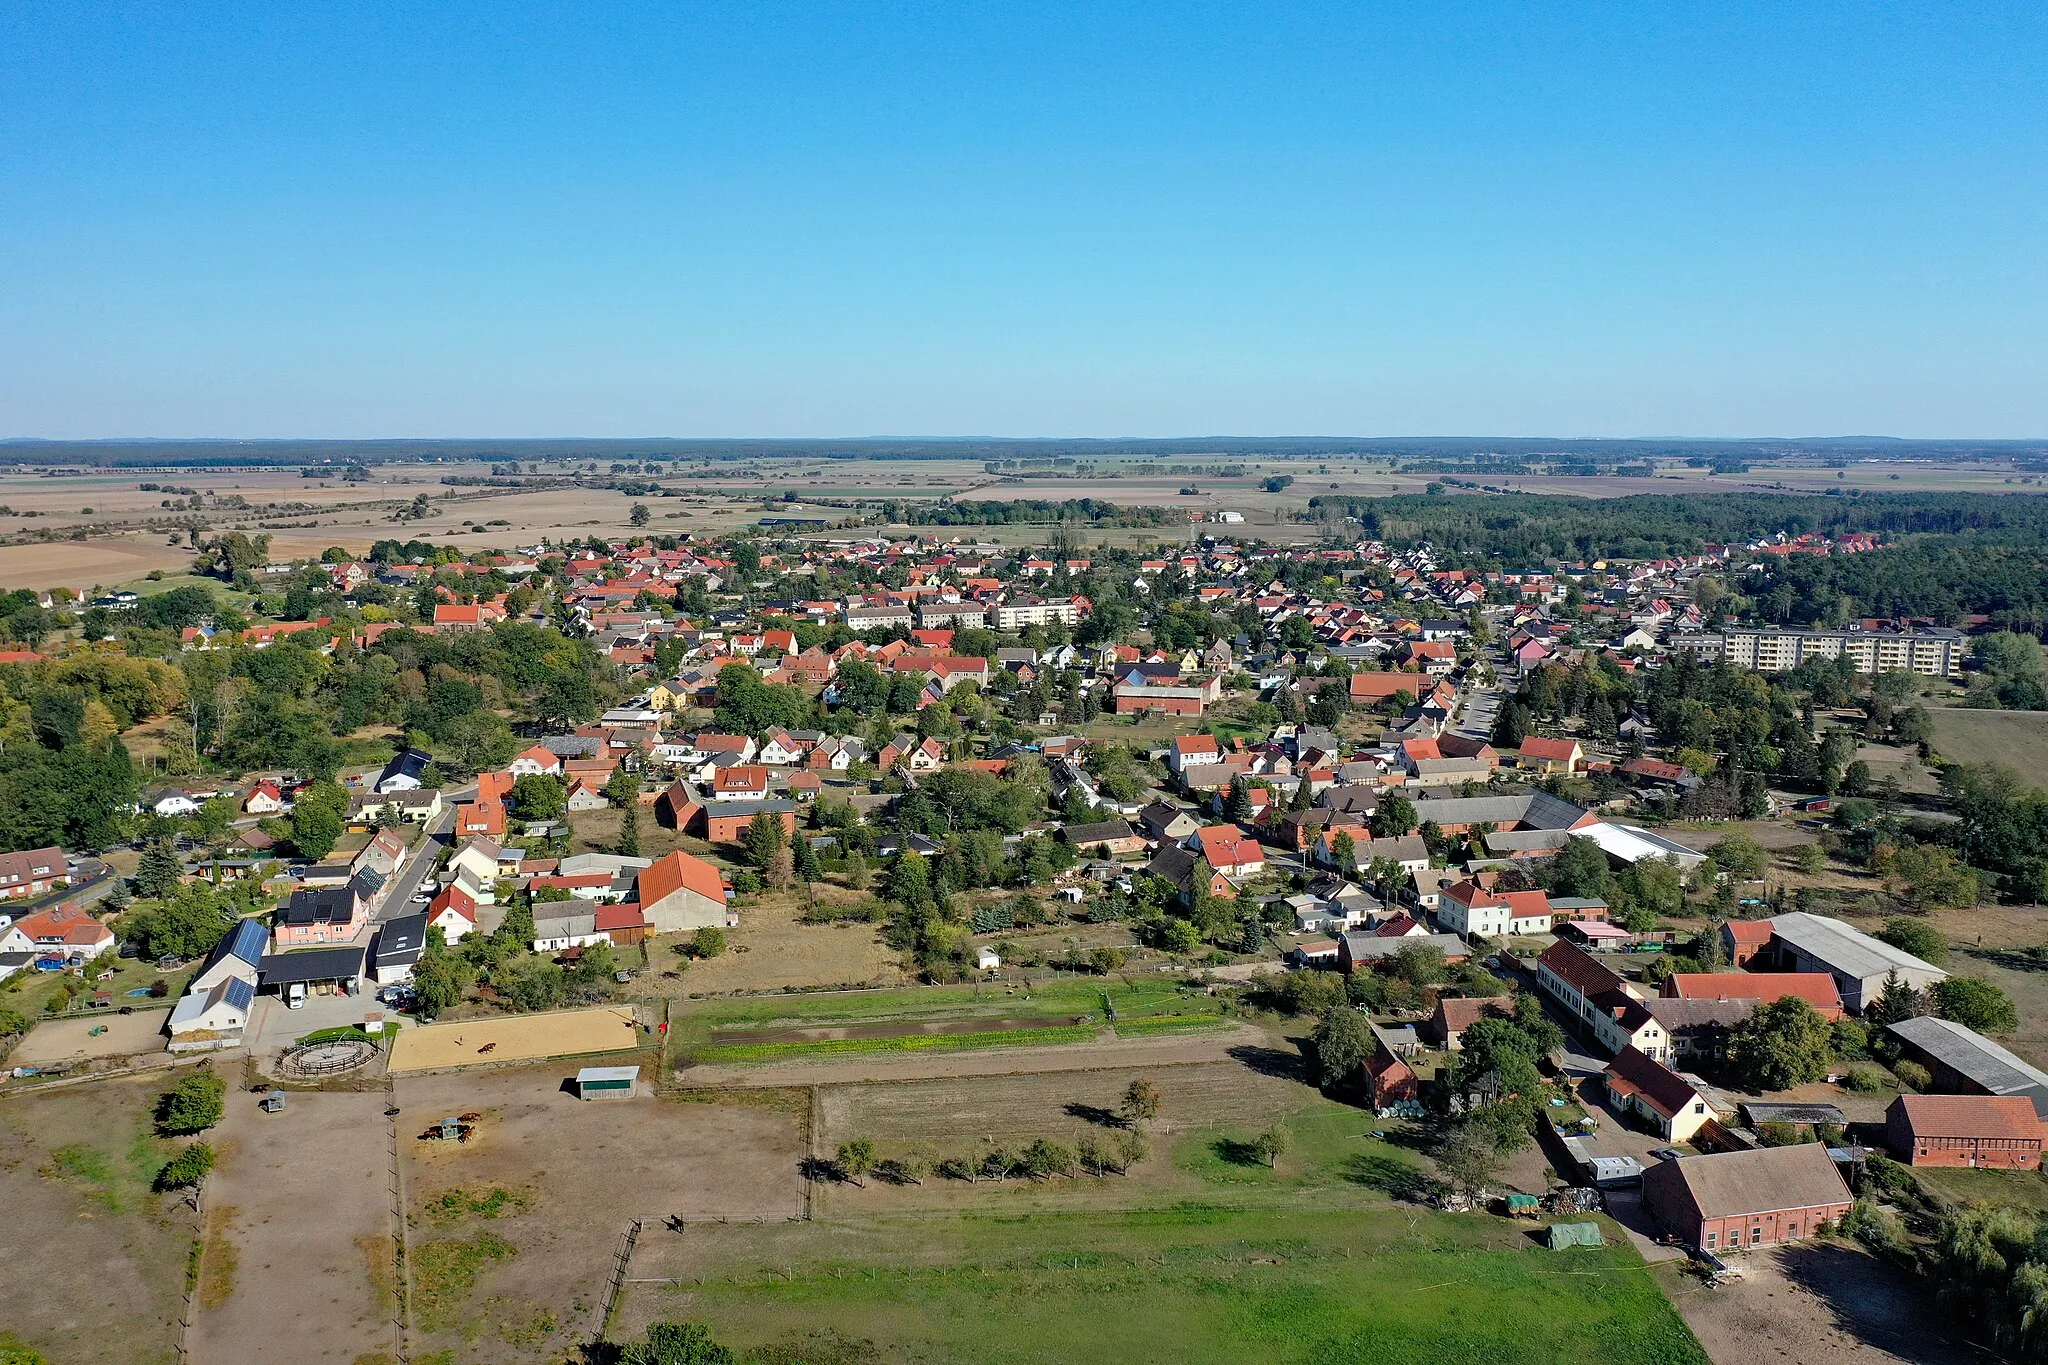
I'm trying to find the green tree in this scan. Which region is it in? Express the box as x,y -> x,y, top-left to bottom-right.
155,1141 -> 216,1191
1311,1007 -> 1374,1091
135,839 -> 183,899
1371,793 -> 1417,838
1792,843 -> 1827,876
509,774 -> 566,822
743,810 -> 787,869
1433,1121 -> 1505,1193
619,1321 -> 736,1365
693,926 -> 727,957
1933,977 -> 2020,1033
1707,833 -> 1768,880
1120,1078 -> 1162,1127
1252,1122 -> 1290,1168
1877,917 -> 1948,965
618,803 -> 641,858
154,1069 -> 227,1136
1390,940 -> 1445,987
836,1137 -> 876,1187
1728,996 -> 1835,1090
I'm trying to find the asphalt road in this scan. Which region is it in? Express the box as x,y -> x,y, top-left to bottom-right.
372,800 -> 459,924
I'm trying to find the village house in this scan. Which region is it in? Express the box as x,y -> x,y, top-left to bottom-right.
273,883 -> 369,948
1534,940 -> 1668,1059
634,850 -> 732,932
0,846 -> 70,900
1603,1046 -> 1722,1143
1660,972 -> 1844,1020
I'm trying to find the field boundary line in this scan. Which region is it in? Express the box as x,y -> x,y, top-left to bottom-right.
174,1173 -> 208,1363
387,1084 -> 413,1363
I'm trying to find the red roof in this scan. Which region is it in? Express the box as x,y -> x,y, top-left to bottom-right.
1893,1094 -> 2044,1142
636,850 -> 727,909
1605,1045 -> 1703,1119
1519,736 -> 1581,762
1665,972 -> 1842,1013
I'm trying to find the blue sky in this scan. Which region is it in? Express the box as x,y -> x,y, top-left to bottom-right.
2,3 -> 2043,438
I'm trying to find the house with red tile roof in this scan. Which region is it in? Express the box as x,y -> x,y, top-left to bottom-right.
634,851 -> 730,932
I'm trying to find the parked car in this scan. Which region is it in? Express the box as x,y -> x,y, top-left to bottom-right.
285,982 -> 307,1009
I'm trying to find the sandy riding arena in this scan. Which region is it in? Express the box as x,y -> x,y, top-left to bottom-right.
387,1005 -> 643,1072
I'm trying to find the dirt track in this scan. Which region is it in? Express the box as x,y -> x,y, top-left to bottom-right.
676,1022 -> 1268,1088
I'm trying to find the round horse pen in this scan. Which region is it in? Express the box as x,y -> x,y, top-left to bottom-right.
276,1038 -> 377,1078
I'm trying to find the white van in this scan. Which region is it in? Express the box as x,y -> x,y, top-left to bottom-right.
285,982 -> 307,1009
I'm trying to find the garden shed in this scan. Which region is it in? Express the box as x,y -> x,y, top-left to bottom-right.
574,1065 -> 640,1100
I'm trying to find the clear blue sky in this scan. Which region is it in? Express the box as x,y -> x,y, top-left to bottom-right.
3,3 -> 2043,439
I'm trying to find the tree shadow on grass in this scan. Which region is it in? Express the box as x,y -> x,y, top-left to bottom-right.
1337,1152 -> 1439,1203
1211,1136 -> 1269,1168
1227,1043 -> 1310,1082
1063,1102 -> 1125,1129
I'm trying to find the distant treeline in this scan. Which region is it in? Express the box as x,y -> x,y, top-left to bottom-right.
6,435 -> 2047,468
1310,491 -> 2048,563
873,498 -> 1184,527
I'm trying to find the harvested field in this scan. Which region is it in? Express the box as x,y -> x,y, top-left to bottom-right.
396,1065 -> 805,1357
386,1005 -> 643,1072
0,1074 -> 193,1365
1851,741 -> 1941,796
1928,707 -> 2048,787
0,536 -> 198,590
187,1086 -> 398,1364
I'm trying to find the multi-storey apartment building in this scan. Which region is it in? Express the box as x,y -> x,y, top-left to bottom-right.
1673,627 -> 1965,677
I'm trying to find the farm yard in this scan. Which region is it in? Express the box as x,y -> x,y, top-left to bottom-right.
185,1086 -> 399,1365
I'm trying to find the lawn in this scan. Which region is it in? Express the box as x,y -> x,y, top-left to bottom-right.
1915,1165 -> 2048,1216
625,1204 -> 1707,1365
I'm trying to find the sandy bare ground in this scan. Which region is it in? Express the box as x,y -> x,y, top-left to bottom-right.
397,1066 -> 805,1356
188,1087 -> 398,1364
387,1004 -> 643,1072
1667,1242 -> 1991,1365
677,1022 -> 1267,1088
10,1010 -> 173,1066
0,1075 -> 193,1365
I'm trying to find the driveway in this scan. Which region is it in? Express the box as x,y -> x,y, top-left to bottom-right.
246,988 -> 384,1057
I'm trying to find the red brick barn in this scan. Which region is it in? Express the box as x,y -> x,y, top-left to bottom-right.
1886,1095 -> 2045,1170
1640,1145 -> 1853,1254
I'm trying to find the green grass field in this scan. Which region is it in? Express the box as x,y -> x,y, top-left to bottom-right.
673,977 -> 1230,1065
634,1205 -> 1706,1365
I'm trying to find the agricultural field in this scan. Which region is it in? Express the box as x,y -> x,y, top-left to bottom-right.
612,1203 -> 1706,1365
1926,707 -> 2048,787
669,976 -> 1233,1072
0,1075 -> 198,1365
637,891 -> 909,997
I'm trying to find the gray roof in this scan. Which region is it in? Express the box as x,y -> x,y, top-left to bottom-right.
1740,1102 -> 1848,1127
1340,931 -> 1467,962
374,913 -> 428,965
1769,912 -> 1947,983
1644,997 -> 1753,1030
1409,790 -> 1590,831
257,946 -> 366,986
1888,1015 -> 2048,1108
1061,819 -> 1138,846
